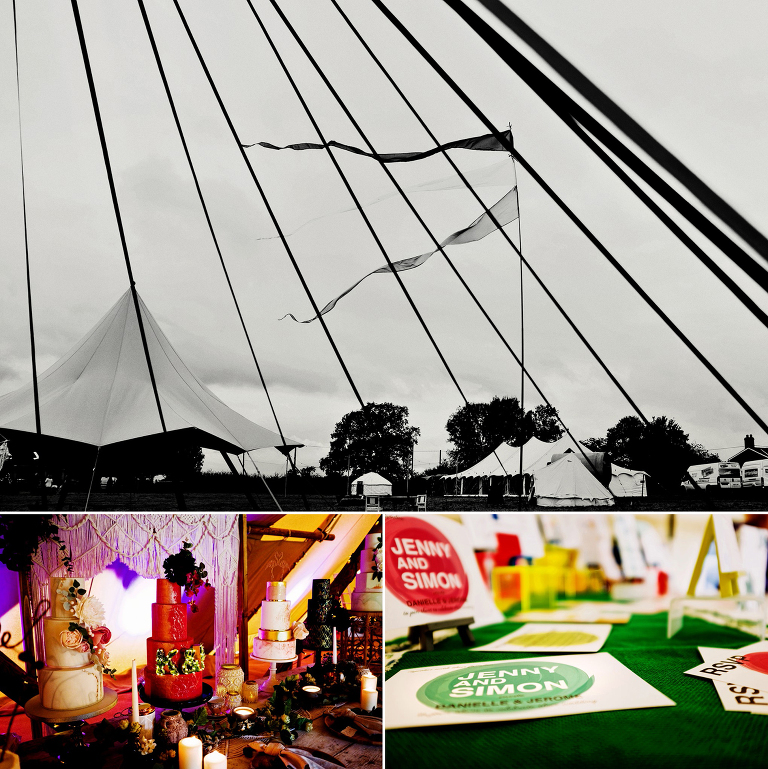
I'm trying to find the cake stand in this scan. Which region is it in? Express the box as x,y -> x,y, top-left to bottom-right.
138,681 -> 214,711
253,655 -> 298,693
24,689 -> 118,754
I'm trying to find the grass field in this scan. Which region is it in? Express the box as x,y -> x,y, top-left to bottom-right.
2,491 -> 767,512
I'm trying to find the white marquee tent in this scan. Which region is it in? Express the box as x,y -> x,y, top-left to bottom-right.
534,454 -> 614,507
0,290 -> 301,455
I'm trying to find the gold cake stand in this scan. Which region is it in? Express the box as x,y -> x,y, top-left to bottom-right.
25,688 -> 118,756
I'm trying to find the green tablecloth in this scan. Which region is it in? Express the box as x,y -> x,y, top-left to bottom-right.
385,613 -> 768,768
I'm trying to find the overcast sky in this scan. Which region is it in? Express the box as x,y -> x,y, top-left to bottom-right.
2,0 -> 768,477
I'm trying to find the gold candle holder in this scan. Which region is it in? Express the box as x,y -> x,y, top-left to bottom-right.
241,680 -> 260,704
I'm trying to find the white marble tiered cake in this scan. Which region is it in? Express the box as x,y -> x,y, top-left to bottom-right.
39,577 -> 104,710
351,533 -> 383,612
252,581 -> 296,661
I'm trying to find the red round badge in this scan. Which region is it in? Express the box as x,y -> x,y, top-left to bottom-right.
386,516 -> 469,615
742,652 -> 768,675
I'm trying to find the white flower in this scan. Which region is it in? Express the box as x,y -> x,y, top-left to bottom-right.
291,621 -> 309,640
138,737 -> 156,756
73,595 -> 106,630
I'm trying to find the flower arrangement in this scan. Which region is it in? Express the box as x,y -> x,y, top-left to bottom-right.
162,542 -> 211,613
372,539 -> 383,583
56,579 -> 115,677
260,676 -> 312,743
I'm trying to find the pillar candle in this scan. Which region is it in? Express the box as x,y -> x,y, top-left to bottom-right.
332,626 -> 337,665
360,688 -> 378,712
131,659 -> 139,723
361,673 -> 377,692
203,751 -> 226,769
179,737 -> 203,769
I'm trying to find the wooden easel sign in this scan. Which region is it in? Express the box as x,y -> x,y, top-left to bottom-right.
385,515 -> 503,647
687,514 -> 745,598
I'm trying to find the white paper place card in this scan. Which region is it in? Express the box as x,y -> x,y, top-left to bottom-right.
470,623 -> 612,654
684,643 -> 768,692
699,645 -> 768,713
386,652 -> 675,729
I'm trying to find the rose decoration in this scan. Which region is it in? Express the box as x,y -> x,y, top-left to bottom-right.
73,595 -> 106,630
291,621 -> 309,641
91,625 -> 112,648
60,628 -> 86,651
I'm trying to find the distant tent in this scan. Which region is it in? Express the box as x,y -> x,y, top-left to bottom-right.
443,434 -> 596,495
0,290 -> 302,455
351,471 -> 392,496
533,454 -> 614,507
610,464 -> 649,497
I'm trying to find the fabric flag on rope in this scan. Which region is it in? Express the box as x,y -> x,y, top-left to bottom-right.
255,158 -> 513,242
281,186 -> 519,323
245,129 -> 513,162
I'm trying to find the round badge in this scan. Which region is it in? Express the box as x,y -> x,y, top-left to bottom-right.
417,660 -> 594,714
386,516 -> 469,615
741,652 -> 768,675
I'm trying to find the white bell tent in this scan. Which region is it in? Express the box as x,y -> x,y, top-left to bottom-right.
533,454 -> 614,507
0,290 -> 300,456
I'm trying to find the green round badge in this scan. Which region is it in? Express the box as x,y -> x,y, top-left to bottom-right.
417,661 -> 594,714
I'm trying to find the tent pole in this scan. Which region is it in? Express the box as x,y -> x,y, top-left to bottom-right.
238,513 -> 249,679
221,452 -> 259,510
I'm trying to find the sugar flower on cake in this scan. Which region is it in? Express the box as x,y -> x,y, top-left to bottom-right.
91,625 -> 112,649
291,621 -> 309,640
73,595 -> 106,630
59,628 -> 90,653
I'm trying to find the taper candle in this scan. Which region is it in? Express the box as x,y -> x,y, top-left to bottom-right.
179,737 -> 203,769
332,626 -> 337,664
131,659 -> 139,723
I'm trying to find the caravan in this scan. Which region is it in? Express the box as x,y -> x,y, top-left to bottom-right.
741,459 -> 768,488
682,462 -> 742,491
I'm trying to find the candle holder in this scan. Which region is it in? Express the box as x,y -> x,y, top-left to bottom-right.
241,680 -> 260,704
137,703 -> 155,740
232,706 -> 255,721
226,691 -> 242,711
301,685 -> 322,704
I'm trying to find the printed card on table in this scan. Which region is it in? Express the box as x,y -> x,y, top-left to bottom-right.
512,603 -> 630,624
699,644 -> 768,715
470,623 -> 612,654
386,651 -> 675,729
684,640 -> 768,693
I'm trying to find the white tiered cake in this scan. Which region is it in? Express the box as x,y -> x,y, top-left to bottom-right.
252,581 -> 296,661
351,533 -> 383,612
39,577 -> 104,710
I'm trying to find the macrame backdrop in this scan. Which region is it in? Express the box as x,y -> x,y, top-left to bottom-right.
30,514 -> 239,678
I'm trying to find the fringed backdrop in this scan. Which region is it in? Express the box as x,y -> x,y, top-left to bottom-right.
30,514 -> 239,679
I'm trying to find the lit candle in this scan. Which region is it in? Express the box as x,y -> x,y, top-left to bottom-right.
131,659 -> 139,723
332,626 -> 337,665
360,688 -> 378,712
232,706 -> 255,721
361,673 -> 377,692
203,751 -> 226,769
302,685 -> 321,700
178,737 -> 203,769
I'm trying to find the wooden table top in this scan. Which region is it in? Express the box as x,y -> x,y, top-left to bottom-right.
17,667 -> 381,769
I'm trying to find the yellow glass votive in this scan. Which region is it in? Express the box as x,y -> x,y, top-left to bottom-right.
241,680 -> 260,703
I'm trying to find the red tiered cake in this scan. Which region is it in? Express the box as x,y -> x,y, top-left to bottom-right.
143,579 -> 203,701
